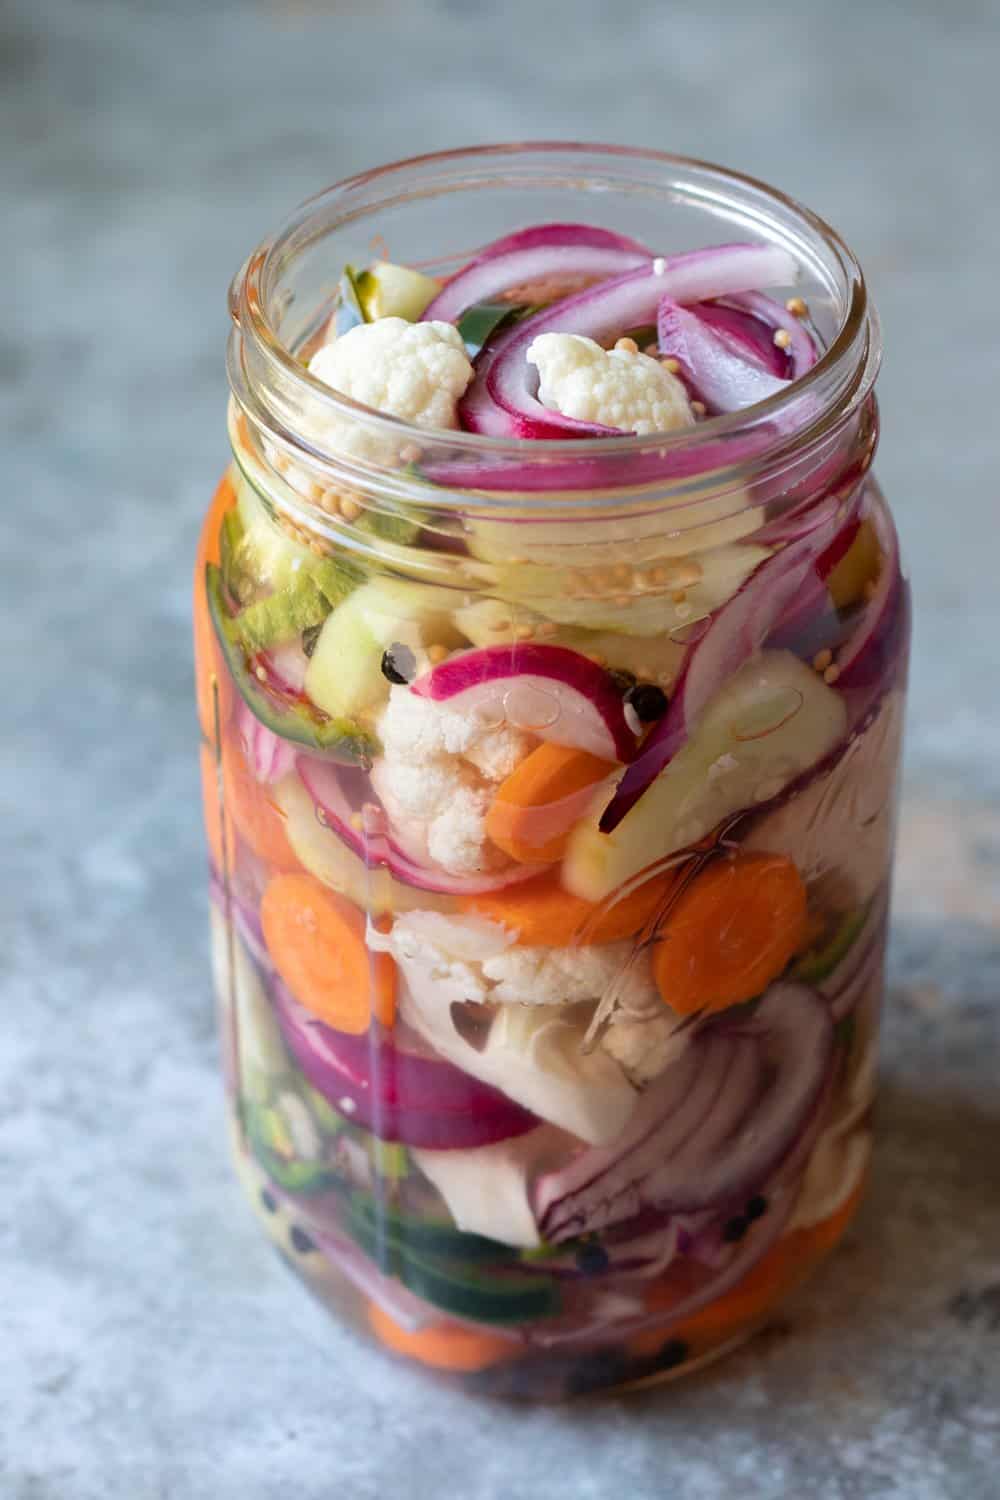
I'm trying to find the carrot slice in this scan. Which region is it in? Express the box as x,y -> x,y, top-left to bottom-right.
630,1175 -> 867,1358
652,852 -> 807,1016
460,867 -> 675,947
261,872 -> 396,1033
367,1303 -> 515,1372
485,744 -> 616,865
199,743 -> 233,873
194,474 -> 237,739
220,736 -> 301,873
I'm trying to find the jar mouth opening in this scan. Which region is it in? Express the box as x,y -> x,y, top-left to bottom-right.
229,142 -> 880,507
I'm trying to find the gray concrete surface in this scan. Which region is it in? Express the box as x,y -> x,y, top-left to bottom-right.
3,1 -> 999,1496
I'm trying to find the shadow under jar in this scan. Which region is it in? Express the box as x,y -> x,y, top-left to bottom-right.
195,144 -> 909,1400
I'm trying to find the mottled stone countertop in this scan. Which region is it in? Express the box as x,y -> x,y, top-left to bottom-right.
4,1 -> 998,1496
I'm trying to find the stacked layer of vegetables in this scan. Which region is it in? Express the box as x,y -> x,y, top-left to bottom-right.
198,223 -> 908,1390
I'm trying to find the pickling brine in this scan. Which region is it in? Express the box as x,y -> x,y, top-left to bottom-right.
196,145 -> 908,1398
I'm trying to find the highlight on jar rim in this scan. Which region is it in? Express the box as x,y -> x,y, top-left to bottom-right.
197,144 -> 908,1399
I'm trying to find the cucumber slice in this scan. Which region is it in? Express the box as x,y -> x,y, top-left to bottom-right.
793,904 -> 870,984
209,908 -> 289,1094
353,261 -> 441,322
206,565 -> 377,763
229,571 -> 345,654
345,1191 -> 510,1264
233,480 -> 316,594
304,577 -> 462,720
335,264 -> 367,334
232,480 -> 364,608
564,650 -> 848,901
245,1097 -> 337,1195
343,1195 -> 557,1324
484,543 -> 770,638
453,600 -> 686,687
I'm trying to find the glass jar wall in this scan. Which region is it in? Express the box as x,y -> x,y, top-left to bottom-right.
195,145 -> 908,1399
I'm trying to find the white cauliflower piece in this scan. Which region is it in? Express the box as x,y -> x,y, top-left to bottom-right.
372,686 -> 533,877
379,687 -> 484,763
388,911 -> 657,1010
463,724 -> 532,781
426,782 -> 495,875
526,333 -> 694,435
372,758 -> 456,819
481,941 -> 642,1007
601,1011 -> 688,1086
309,317 -> 473,430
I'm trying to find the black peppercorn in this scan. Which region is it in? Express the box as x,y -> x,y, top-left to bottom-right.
575,1240 -> 611,1275
624,683 -> 668,722
652,1337 -> 690,1372
289,1225 -> 317,1255
380,643 -> 417,685
722,1215 -> 750,1243
746,1194 -> 768,1221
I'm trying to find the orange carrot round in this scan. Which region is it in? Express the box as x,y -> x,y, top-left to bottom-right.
221,738 -> 301,873
194,474 -> 237,739
485,744 -> 616,865
461,867 -> 675,947
367,1303 -> 515,1372
652,852 -> 807,1016
261,872 -> 396,1034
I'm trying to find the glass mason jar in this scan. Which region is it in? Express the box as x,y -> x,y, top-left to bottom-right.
195,145 -> 908,1399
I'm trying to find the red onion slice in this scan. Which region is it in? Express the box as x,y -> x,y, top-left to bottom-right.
657,299 -> 788,413
534,1036 -> 725,1241
601,498 -> 857,831
464,243 -> 798,441
235,699 -> 298,784
835,501 -> 908,729
272,979 -> 538,1149
695,292 -> 817,381
423,223 -> 651,323
410,643 -> 638,762
537,981 -> 832,1241
296,756 -> 546,895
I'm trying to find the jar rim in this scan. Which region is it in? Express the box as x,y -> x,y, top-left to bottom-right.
228,142 -> 880,510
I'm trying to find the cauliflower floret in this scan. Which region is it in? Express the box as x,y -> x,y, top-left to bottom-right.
309,318 -> 474,430
526,333 -> 694,435
379,687 -> 483,763
372,686 -> 534,877
388,911 -> 661,1013
481,941 -> 631,1006
426,782 -> 497,875
463,723 -> 532,781
372,758 -> 456,818
601,1011 -> 688,1086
